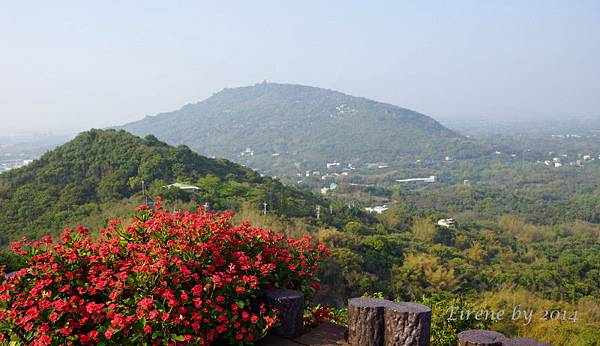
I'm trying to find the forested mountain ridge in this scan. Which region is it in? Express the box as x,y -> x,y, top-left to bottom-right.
119,83 -> 485,175
0,129 -> 325,245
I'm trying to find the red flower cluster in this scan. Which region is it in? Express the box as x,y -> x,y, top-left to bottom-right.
303,305 -> 343,328
0,204 -> 329,345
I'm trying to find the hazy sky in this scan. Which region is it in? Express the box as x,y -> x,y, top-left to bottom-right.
1,1 -> 599,135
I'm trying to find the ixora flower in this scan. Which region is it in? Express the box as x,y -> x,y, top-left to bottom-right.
0,203 -> 330,345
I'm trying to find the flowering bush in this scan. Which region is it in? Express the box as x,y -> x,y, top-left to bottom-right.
303,305 -> 346,328
0,203 -> 329,345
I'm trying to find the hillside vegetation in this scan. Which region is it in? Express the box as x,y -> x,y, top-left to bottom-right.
0,129 -> 324,247
119,82 -> 486,175
1,129 -> 598,344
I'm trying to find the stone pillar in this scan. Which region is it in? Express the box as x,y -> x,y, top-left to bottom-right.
384,302 -> 431,346
457,330 -> 506,346
348,297 -> 388,346
265,289 -> 304,339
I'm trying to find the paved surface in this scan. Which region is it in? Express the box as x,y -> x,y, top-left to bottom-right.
257,323 -> 349,346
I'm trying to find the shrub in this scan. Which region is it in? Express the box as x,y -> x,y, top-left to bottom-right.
411,217 -> 437,242
303,304 -> 346,328
0,203 -> 329,345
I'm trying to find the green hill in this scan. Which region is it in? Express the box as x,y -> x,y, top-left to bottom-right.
0,129 -> 325,246
119,82 -> 484,176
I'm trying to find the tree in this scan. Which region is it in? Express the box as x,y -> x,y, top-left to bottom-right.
412,217 -> 437,242
379,205 -> 408,230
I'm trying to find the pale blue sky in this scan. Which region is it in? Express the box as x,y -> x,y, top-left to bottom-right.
1,1 -> 598,134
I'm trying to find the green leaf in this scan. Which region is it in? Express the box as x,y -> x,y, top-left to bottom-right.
170,334 -> 186,342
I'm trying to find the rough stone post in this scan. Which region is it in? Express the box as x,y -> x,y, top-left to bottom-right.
348,297 -> 388,346
265,289 -> 304,339
457,330 -> 506,346
384,301 -> 431,346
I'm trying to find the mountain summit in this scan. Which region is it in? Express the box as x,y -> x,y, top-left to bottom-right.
0,129 -> 322,246
119,83 -> 477,175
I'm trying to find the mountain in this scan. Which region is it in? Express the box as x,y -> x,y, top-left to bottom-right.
119,83 -> 483,176
0,129 -> 325,247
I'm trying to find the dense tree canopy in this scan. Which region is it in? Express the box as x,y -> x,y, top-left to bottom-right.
0,130 -> 324,246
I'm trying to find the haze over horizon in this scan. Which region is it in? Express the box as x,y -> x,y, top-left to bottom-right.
1,1 -> 599,135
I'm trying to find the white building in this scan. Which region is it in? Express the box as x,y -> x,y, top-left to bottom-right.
320,182 -> 338,195
365,205 -> 389,214
396,176 -> 436,183
164,183 -> 201,192
437,218 -> 456,228
240,147 -> 254,157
